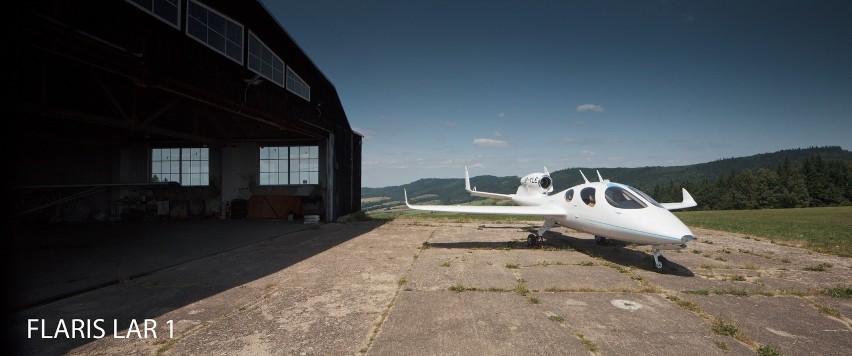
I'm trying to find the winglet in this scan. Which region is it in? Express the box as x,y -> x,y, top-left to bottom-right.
544,166 -> 550,176
596,170 -> 609,183
464,166 -> 473,192
404,189 -> 411,208
660,188 -> 698,210
580,170 -> 590,184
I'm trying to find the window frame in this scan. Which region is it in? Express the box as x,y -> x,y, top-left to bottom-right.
286,66 -> 311,101
186,0 -> 244,65
247,31 -> 285,87
258,145 -> 319,186
126,0 -> 181,29
151,147 -> 210,187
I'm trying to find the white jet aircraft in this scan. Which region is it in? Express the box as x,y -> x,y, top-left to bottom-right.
404,167 -> 698,269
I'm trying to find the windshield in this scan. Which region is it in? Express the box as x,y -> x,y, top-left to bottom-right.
604,186 -> 647,209
626,186 -> 664,208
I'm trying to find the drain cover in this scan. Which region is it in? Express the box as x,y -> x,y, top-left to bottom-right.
611,299 -> 643,311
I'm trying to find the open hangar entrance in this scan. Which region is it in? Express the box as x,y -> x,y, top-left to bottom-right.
9,0 -> 362,225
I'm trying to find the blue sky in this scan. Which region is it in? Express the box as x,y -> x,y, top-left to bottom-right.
259,0 -> 852,188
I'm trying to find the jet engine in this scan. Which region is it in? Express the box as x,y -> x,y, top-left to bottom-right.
517,172 -> 554,196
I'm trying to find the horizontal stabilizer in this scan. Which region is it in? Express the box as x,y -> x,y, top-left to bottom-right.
660,188 -> 698,210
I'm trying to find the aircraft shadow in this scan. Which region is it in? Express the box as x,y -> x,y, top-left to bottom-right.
428,229 -> 695,277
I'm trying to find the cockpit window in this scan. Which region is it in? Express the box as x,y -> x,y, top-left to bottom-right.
604,186 -> 647,209
580,187 -> 596,207
626,186 -> 664,208
564,189 -> 574,202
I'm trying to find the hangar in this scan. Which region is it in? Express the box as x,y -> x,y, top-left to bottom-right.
10,0 -> 362,223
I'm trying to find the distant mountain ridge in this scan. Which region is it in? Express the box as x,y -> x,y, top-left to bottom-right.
361,146 -> 852,211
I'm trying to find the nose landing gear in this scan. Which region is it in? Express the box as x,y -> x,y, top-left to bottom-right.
651,249 -> 669,270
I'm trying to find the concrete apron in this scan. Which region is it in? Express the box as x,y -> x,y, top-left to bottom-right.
11,219 -> 852,355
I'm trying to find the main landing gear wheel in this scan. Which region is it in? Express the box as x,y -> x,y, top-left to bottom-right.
527,234 -> 539,247
594,236 -> 607,245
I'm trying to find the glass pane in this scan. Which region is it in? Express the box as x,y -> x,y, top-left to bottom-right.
260,147 -> 270,159
269,160 -> 278,173
290,172 -> 299,185
208,13 -> 225,35
209,31 -> 226,52
260,159 -> 269,172
201,160 -> 209,173
227,42 -> 241,61
226,21 -> 242,44
181,173 -> 189,184
309,172 -> 318,184
273,69 -> 283,85
309,146 -> 318,158
190,160 -> 200,174
171,148 -> 180,160
290,159 -> 299,171
249,35 -> 260,56
300,172 -> 310,185
190,174 -> 200,186
278,173 -> 287,185
152,148 -> 162,161
309,159 -> 319,171
181,161 -> 189,174
260,172 -> 270,185
200,173 -> 209,186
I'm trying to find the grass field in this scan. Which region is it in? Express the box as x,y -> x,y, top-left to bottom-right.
675,206 -> 852,257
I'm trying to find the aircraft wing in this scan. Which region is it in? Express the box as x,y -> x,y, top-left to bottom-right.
405,189 -> 564,216
660,188 -> 698,210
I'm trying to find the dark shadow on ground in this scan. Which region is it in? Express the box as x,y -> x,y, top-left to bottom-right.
427,228 -> 694,277
4,219 -> 385,355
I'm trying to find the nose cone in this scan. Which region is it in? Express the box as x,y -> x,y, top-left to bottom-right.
641,209 -> 695,244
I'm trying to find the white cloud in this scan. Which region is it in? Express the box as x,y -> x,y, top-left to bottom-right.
492,131 -> 504,138
444,121 -> 458,128
497,112 -> 506,120
576,104 -> 605,112
474,138 -> 510,148
580,149 -> 597,157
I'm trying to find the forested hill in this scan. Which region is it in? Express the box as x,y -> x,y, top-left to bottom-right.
361,146 -> 852,211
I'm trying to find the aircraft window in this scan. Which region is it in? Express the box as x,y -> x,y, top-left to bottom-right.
627,186 -> 664,208
581,187 -> 596,207
604,187 -> 647,209
564,189 -> 574,202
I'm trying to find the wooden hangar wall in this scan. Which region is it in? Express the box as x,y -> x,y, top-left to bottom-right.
11,0 -> 362,222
